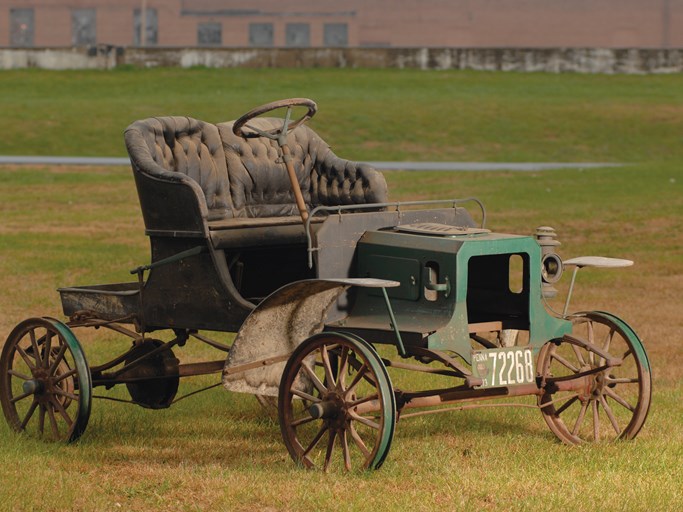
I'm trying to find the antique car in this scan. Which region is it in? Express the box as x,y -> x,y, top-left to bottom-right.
0,98 -> 651,471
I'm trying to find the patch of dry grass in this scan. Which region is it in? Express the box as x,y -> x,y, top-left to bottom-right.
1,67 -> 682,509
0,162 -> 681,511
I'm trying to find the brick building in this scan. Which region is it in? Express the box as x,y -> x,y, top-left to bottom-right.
1,0 -> 681,49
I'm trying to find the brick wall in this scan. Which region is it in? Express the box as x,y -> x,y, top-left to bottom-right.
1,0 -> 682,49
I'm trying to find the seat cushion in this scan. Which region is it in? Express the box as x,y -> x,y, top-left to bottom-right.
218,118 -> 316,218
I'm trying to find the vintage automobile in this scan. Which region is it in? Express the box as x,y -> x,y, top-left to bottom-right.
0,98 -> 651,471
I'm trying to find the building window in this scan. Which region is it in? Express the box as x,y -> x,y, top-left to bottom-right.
249,23 -> 273,47
10,8 -> 34,47
72,9 -> 97,46
198,22 -> 222,46
286,23 -> 310,47
324,23 -> 348,47
133,8 -> 158,46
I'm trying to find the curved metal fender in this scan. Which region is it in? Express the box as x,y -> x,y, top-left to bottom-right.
586,310 -> 651,372
222,278 -> 398,396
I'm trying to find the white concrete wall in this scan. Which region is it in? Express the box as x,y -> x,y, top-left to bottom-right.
1,46 -> 683,74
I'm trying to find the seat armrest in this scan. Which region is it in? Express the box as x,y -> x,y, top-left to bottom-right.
313,151 -> 388,207
132,165 -> 210,235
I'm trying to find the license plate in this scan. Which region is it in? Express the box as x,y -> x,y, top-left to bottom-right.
471,346 -> 535,389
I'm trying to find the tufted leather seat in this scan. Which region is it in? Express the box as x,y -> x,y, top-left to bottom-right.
125,116 -> 236,221
218,118 -> 387,218
125,116 -> 387,234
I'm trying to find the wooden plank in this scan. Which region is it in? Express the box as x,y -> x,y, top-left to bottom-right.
468,321 -> 503,333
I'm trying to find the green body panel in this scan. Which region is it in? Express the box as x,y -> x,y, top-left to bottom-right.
350,229 -> 571,363
348,231 -> 460,335
364,254 -> 421,301
429,233 -> 570,362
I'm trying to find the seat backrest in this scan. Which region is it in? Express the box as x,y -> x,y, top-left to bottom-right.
126,115 -> 388,223
218,118 -> 321,218
218,118 -> 387,218
125,116 -> 235,220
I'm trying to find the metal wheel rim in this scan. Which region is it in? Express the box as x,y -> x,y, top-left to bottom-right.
538,311 -> 651,444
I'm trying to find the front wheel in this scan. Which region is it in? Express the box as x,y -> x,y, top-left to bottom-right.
278,332 -> 396,471
0,318 -> 92,442
538,312 -> 651,444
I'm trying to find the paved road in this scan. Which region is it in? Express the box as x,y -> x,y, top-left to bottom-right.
0,155 -> 621,171
366,161 -> 622,171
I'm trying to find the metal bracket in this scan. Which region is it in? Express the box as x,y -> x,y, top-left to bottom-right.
380,287 -> 406,357
129,245 -> 206,276
305,197 -> 487,269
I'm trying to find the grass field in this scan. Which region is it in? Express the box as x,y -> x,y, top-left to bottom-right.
2,67 -> 683,163
0,68 -> 682,511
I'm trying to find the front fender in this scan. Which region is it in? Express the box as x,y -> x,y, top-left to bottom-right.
222,278 -> 397,396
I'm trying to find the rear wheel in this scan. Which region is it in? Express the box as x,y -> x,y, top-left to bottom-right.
538,312 -> 651,444
0,318 -> 92,442
278,332 -> 396,471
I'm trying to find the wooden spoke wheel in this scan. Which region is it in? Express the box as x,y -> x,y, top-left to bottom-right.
278,332 -> 396,471
0,318 -> 92,442
538,312 -> 651,444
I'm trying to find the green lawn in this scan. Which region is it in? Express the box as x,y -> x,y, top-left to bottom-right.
0,69 -> 681,511
1,68 -> 683,162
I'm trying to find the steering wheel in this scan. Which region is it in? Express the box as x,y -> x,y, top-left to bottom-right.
232,98 -> 318,223
232,98 -> 317,140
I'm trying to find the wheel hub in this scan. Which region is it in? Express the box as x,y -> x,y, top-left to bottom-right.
574,365 -> 595,400
22,379 -> 44,395
308,393 -> 352,430
591,370 -> 608,396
